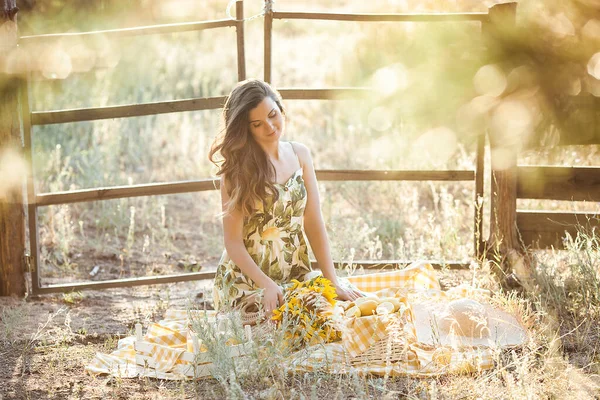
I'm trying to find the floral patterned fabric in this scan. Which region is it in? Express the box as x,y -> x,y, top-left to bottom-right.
213,166 -> 312,310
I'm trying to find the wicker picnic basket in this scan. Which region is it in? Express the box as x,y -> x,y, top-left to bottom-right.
349,335 -> 417,367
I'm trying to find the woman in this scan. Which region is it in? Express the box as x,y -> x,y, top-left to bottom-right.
209,79 -> 362,316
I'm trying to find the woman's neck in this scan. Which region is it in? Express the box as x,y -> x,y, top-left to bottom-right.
259,140 -> 282,161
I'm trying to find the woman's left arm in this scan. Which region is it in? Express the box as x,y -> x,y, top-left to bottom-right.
295,142 -> 362,301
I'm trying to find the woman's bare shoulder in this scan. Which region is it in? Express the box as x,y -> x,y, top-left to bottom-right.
289,141 -> 313,165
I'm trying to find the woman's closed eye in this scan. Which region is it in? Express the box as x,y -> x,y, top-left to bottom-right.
250,108 -> 277,129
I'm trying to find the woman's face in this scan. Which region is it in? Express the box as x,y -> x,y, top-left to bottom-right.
247,96 -> 284,144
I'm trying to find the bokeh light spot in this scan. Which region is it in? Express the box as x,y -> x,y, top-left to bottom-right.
585,74 -> 600,97
490,100 -> 534,147
4,47 -> 32,75
582,19 -> 600,41
470,95 -> 499,114
506,65 -> 537,92
41,47 -> 73,79
0,147 -> 28,200
490,148 -> 514,171
152,0 -> 202,20
587,52 -> 600,80
549,13 -> 576,38
370,64 -> 408,96
412,127 -> 457,166
566,77 -> 582,96
91,35 -> 121,69
473,64 -> 507,97
369,135 -> 403,164
368,106 -> 393,132
67,43 -> 97,73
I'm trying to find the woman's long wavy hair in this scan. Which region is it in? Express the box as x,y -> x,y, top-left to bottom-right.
209,79 -> 285,216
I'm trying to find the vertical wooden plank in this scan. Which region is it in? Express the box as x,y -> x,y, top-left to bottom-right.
235,0 -> 246,81
19,78 -> 41,294
474,132 -> 485,258
0,1 -> 26,296
264,0 -> 273,83
484,3 -> 531,288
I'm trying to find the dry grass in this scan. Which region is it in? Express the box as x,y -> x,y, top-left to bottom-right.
1,243 -> 600,399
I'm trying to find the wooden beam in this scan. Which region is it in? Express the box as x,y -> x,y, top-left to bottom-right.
474,133 -> 485,257
264,0 -> 273,83
20,78 -> 40,295
517,210 -> 599,249
31,271 -> 217,295
34,169 -> 474,207
31,96 -> 227,125
0,3 -> 27,297
517,166 -> 600,202
316,169 -> 474,181
31,89 -> 369,126
272,11 -> 489,23
235,0 -> 246,81
319,260 -> 470,271
32,260 -> 470,294
485,2 -> 525,286
35,178 -> 220,206
279,88 -> 371,100
19,19 -> 236,45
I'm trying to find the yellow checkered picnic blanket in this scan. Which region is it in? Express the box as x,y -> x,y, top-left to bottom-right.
86,262 -> 498,379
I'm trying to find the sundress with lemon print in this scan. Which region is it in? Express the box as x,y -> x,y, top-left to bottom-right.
213,167 -> 312,310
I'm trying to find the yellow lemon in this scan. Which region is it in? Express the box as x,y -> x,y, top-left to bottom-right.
261,227 -> 280,241
345,305 -> 361,318
376,301 -> 395,315
355,296 -> 378,306
380,297 -> 402,312
358,300 -> 379,316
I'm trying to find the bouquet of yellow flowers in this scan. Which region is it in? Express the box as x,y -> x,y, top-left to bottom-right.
271,276 -> 341,346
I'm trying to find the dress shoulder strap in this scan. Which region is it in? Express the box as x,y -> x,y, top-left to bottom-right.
289,141 -> 301,167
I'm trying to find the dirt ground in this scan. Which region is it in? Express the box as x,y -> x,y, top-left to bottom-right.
0,269 -> 472,400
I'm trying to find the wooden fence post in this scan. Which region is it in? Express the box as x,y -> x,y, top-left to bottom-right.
235,0 -> 246,81
264,0 -> 273,83
484,2 -> 534,289
0,1 -> 27,296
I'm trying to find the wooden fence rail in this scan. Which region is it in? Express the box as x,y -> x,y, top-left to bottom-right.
517,166 -> 600,202
271,11 -> 489,22
31,261 -> 469,295
18,19 -> 237,44
34,170 -> 474,206
516,165 -> 600,249
517,210 -> 599,249
31,89 -> 371,125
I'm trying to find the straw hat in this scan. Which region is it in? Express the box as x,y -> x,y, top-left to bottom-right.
412,298 -> 527,348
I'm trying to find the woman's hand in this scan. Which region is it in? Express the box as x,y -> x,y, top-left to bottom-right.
333,283 -> 363,302
262,281 -> 284,316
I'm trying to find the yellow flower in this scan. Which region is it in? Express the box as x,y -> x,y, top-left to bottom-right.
271,276 -> 341,346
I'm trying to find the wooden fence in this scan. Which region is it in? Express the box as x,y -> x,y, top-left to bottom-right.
516,166 -> 600,249
3,0 -> 596,296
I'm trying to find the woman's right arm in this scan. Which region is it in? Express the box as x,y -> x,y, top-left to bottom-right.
220,177 -> 283,314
